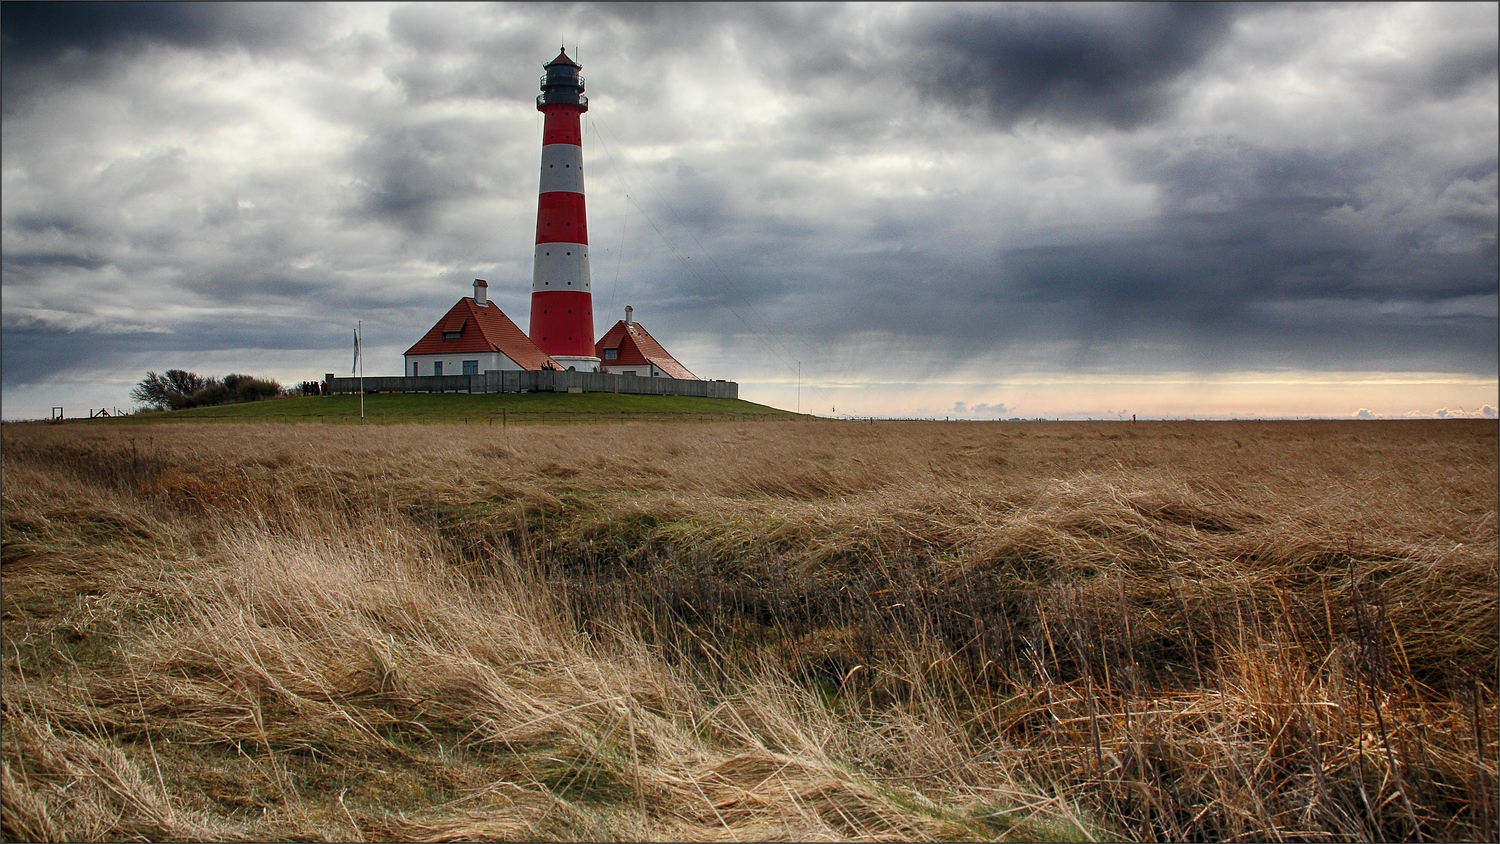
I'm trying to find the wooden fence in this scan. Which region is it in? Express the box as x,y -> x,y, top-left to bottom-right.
323,370 -> 738,399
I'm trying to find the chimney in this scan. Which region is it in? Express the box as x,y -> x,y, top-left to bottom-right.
473,278 -> 488,307
624,305 -> 634,326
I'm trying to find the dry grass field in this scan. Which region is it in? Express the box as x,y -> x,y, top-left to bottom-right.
2,417 -> 1495,841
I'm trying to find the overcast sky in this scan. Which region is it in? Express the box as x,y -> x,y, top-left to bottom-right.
3,2 -> 1496,420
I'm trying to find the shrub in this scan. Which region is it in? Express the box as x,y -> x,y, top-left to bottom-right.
222,373 -> 281,403
130,369 -> 207,411
130,370 -> 283,411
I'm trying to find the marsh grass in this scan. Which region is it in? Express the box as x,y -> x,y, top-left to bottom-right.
3,418 -> 1495,841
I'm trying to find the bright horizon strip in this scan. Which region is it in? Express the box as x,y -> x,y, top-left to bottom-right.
741,372 -> 1498,388
734,370 -> 1499,419
2,366 -> 1494,422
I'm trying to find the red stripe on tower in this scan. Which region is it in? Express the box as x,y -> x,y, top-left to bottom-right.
528,47 -> 599,370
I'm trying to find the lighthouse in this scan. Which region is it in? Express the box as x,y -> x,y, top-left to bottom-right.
528,47 -> 599,372
400,49 -> 709,389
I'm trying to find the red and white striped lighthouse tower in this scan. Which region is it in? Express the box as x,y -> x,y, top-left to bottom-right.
528,47 -> 599,371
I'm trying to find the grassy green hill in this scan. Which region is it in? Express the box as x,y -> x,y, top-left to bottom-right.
99,391 -> 796,425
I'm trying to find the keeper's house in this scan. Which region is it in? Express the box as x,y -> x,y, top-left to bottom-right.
403,280 -> 561,376
595,305 -> 696,379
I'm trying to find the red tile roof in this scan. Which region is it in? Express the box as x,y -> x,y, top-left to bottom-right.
544,49 -> 580,68
404,298 -> 561,371
595,319 -> 698,380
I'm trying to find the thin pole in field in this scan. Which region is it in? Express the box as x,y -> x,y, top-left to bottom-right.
358,321 -> 365,422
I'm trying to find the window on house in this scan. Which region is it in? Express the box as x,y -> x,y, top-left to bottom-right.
443,331 -> 461,340
412,362 -> 418,376
603,348 -> 618,360
434,361 -> 443,376
462,360 -> 478,375
622,371 -> 637,377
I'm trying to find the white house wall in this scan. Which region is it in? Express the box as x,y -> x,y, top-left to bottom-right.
404,351 -> 520,377
601,363 -> 671,378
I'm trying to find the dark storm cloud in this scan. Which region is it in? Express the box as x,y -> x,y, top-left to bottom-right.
640,115 -> 1496,376
2,250 -> 110,273
906,2 -> 1241,129
1419,42 -> 1499,99
1,2 -> 325,113
989,234 -> 1495,372
354,122 -> 490,231
624,2 -> 1494,379
583,1 -> 841,50
1353,5 -> 1500,103
7,212 -> 104,239
381,4 -> 542,104
735,130 -> 1497,376
4,324 -> 250,387
2,327 -> 153,386
1144,144 -> 1499,293
746,239 -> 1495,377
1,297 -> 363,387
0,1 -> 303,58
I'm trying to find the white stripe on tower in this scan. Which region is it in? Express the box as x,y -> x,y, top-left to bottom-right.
533,244 -> 591,291
537,144 -> 584,193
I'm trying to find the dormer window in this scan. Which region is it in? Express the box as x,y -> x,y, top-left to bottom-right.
443,331 -> 462,340
603,348 -> 619,360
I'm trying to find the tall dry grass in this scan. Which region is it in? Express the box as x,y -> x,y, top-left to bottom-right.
2,418 -> 1495,841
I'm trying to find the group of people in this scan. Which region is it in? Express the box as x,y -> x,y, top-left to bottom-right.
298,380 -> 328,396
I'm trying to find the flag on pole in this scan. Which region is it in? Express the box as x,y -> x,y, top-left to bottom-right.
352,327 -> 360,374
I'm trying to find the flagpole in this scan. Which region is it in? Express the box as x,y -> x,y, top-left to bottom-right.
358,321 -> 365,422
